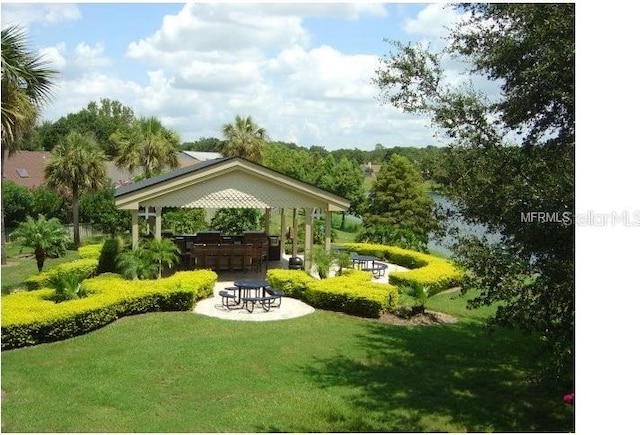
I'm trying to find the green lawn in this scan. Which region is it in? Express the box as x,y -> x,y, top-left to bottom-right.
1,240 -> 573,432
1,310 -> 573,432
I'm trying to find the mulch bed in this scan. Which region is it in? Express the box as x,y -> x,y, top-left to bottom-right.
376,310 -> 458,326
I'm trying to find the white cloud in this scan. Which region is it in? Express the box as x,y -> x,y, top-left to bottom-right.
271,45 -> 378,102
1,3 -> 80,28
126,3 -> 309,59
35,3 -> 453,149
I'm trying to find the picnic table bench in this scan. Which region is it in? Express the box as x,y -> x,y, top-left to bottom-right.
361,261 -> 389,278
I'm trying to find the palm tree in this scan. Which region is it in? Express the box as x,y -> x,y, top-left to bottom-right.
220,115 -> 268,163
143,238 -> 181,279
1,25 -> 58,265
11,214 -> 70,272
110,116 -> 180,179
45,131 -> 108,249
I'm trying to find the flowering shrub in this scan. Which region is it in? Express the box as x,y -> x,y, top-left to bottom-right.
563,392 -> 575,406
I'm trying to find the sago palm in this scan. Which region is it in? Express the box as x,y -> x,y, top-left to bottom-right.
220,115 -> 268,163
11,214 -> 70,272
45,131 -> 108,249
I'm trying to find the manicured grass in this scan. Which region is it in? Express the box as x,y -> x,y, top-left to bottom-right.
1,310 -> 573,432
425,288 -> 503,321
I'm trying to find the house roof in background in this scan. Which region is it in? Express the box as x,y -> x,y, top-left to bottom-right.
180,151 -> 223,161
2,151 -> 51,189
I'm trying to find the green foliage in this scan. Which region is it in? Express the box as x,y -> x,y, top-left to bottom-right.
1,181 -> 35,228
363,154 -> 437,241
115,239 -> 180,280
220,114 -> 268,163
79,186 -> 130,236
96,237 -> 124,274
143,238 -> 181,278
11,215 -> 71,272
310,246 -> 333,279
374,3 -> 575,384
32,185 -> 69,222
209,208 -> 261,234
45,131 -> 108,248
49,270 -> 90,303
356,224 -> 429,253
1,270 -> 216,350
110,116 -> 180,179
162,208 -> 208,234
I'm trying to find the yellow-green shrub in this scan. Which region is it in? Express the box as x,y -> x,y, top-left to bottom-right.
24,258 -> 99,290
78,243 -> 103,260
267,268 -> 397,318
266,269 -> 315,299
306,270 -> 398,318
340,242 -> 463,294
1,270 -> 216,350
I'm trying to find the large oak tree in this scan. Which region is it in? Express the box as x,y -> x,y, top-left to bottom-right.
374,3 -> 575,384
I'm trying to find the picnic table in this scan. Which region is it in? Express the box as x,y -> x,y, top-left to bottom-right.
350,253 -> 389,279
218,279 -> 282,313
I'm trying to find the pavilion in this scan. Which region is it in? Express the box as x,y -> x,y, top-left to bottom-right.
114,156 -> 351,271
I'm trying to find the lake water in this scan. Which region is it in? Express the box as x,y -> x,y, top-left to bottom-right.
427,193 -> 501,257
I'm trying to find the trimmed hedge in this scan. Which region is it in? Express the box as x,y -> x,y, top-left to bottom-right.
266,269 -> 397,318
339,243 -> 463,295
24,258 -> 99,291
1,270 -> 216,350
266,269 -> 315,299
306,270 -> 398,318
78,243 -> 104,260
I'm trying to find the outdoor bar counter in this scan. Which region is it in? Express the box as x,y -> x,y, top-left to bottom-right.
172,231 -> 281,272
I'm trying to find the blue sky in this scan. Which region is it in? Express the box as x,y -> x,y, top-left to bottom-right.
1,2 -> 492,150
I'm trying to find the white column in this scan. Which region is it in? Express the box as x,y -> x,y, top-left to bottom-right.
131,209 -> 139,249
325,210 -> 332,251
155,207 -> 162,240
304,208 -> 313,271
292,208 -> 298,256
279,208 -> 287,258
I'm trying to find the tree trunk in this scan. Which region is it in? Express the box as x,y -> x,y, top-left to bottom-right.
340,212 -> 346,230
72,188 -> 80,249
1,147 -> 7,265
35,248 -> 45,272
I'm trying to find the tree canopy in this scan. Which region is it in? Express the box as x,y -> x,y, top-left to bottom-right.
45,131 -> 108,248
1,25 -> 58,265
375,3 -> 575,384
220,115 -> 268,163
